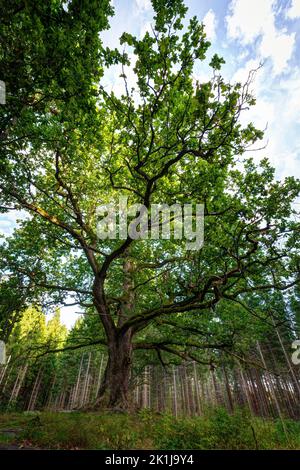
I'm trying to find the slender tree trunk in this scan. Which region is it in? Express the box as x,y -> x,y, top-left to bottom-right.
142,367 -> 148,408
239,365 -> 255,415
193,362 -> 202,415
95,353 -> 104,399
222,364 -> 234,413
172,365 -> 178,417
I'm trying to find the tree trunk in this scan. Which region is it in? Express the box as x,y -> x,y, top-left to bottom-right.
97,330 -> 133,410
92,250 -> 139,411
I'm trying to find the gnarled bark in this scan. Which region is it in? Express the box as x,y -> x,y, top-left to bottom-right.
96,329 -> 133,410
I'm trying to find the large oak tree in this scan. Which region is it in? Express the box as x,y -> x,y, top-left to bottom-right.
1,0 -> 299,409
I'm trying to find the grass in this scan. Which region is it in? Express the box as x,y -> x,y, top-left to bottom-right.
0,407 -> 299,450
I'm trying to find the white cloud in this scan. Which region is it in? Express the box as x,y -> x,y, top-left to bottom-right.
202,9 -> 217,41
225,27 -> 300,178
226,0 -> 273,44
135,0 -> 152,11
260,29 -> 295,75
237,49 -> 250,61
230,60 -> 300,179
226,0 -> 296,75
59,305 -> 82,330
286,0 -> 300,19
140,20 -> 152,38
231,59 -> 262,90
102,53 -> 141,103
0,210 -> 25,237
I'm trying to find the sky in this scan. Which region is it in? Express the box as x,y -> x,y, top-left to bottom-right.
1,0 -> 300,328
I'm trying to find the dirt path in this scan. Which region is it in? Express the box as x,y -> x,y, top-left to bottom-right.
0,444 -> 25,450
0,443 -> 41,450
0,428 -> 40,450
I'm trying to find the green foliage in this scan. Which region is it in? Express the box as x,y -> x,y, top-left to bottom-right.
209,54 -> 226,70
7,306 -> 67,359
0,276 -> 27,342
0,306 -> 67,410
0,409 -> 299,450
289,285 -> 300,334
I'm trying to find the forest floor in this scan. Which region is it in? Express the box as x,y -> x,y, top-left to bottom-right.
0,408 -> 299,450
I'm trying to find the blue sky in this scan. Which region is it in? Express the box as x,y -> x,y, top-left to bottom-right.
101,0 -> 300,177
1,0 -> 300,328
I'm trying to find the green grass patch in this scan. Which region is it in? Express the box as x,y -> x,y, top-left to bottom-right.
0,408 -> 299,450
